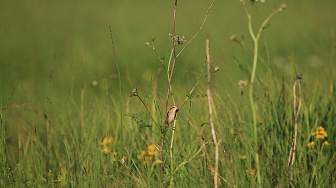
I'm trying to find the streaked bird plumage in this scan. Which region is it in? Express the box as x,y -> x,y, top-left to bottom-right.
166,106 -> 179,125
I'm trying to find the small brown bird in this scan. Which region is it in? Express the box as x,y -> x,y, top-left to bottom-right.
165,106 -> 179,125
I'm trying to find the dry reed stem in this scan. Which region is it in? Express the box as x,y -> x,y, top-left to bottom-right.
288,75 -> 302,180
206,39 -> 220,188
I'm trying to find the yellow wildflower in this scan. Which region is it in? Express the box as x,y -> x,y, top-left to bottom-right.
239,155 -> 247,159
148,145 -> 157,156
317,126 -> 324,131
148,145 -> 155,152
308,141 -> 314,149
148,150 -> 154,156
103,148 -> 111,153
323,141 -> 330,146
108,137 -> 114,144
57,174 -> 63,181
137,155 -> 142,162
245,170 -> 255,176
316,131 -> 327,139
312,126 -> 328,140
145,156 -> 152,164
138,146 -> 159,165
100,138 -> 108,145
112,153 -> 117,162
316,134 -> 324,139
100,137 -> 114,146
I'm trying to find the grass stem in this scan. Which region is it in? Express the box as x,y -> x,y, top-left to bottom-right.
206,39 -> 220,188
243,3 -> 286,186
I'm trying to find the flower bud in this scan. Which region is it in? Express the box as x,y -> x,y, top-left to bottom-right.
145,42 -> 151,47
279,4 -> 287,11
213,66 -> 220,73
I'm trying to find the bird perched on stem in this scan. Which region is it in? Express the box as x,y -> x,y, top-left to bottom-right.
165,106 -> 179,125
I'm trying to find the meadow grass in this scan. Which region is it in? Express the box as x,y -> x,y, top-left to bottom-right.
1,0 -> 336,187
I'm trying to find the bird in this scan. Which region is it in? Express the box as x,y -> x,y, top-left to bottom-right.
165,106 -> 179,125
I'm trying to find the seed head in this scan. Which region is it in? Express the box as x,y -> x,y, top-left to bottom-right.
279,4 -> 288,11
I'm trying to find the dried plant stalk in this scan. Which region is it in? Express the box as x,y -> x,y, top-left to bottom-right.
206,39 -> 221,188
288,75 -> 302,181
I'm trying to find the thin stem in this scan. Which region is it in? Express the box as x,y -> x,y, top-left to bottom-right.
162,0 -> 216,181
1,101 -> 7,187
162,0 -> 178,179
165,0 -> 178,119
256,9 -> 281,41
173,142 -> 207,173
176,0 -> 216,59
133,117 -> 160,151
180,74 -> 206,109
250,37 -> 259,83
165,0 -> 216,119
243,4 -> 285,186
136,95 -> 160,128
206,39 -> 220,188
244,5 -> 261,186
80,83 -> 86,131
249,84 -> 261,185
153,47 -> 168,71
160,136 -> 165,179
289,76 -> 302,180
168,48 -> 174,72
169,120 -> 177,188
167,48 -> 176,105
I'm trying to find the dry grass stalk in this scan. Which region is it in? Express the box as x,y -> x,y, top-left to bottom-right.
288,75 -> 302,181
206,39 -> 221,188
226,91 -> 241,122
1,103 -> 38,113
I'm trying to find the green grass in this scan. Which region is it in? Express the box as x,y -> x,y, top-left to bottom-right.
1,0 -> 336,187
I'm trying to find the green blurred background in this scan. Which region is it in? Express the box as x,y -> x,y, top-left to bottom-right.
1,1 -> 336,186
0,0 -> 335,106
